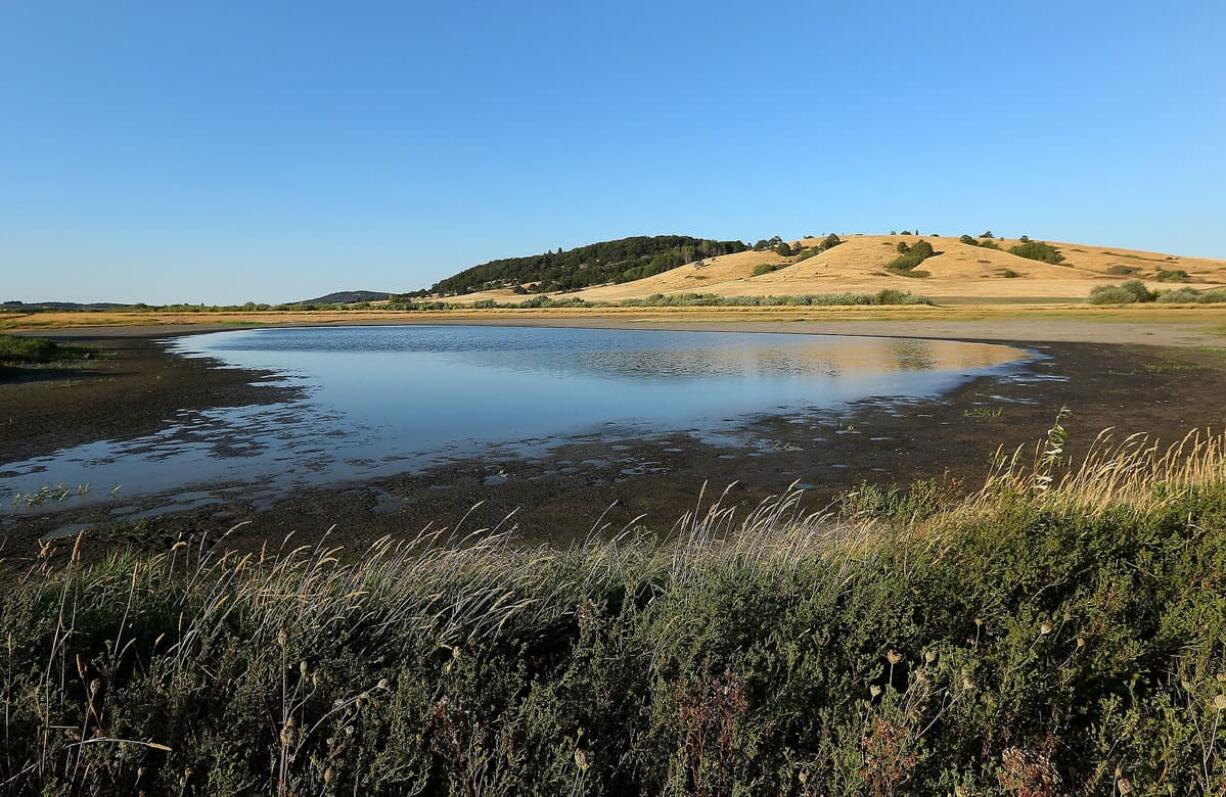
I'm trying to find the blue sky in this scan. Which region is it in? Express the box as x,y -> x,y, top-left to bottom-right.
3,1 -> 1224,304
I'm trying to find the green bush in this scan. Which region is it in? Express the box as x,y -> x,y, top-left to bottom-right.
774,242 -> 794,257
1107,265 -> 1139,276
1154,268 -> 1191,283
1088,280 -> 1156,304
0,334 -> 92,365
959,234 -> 977,245
887,240 -> 937,274
887,252 -> 927,272
1155,287 -> 1226,304
1008,241 -> 1065,264
752,263 -> 780,276
1088,286 -> 1139,305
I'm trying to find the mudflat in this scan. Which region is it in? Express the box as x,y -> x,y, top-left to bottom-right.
0,334 -> 298,464
3,316 -> 1225,563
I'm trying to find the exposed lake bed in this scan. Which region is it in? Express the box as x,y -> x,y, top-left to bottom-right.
3,323 -> 1225,558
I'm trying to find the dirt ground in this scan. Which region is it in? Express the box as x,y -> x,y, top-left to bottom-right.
2,317 -> 1225,564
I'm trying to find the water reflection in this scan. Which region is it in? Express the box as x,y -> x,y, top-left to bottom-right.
1,326 -> 1026,513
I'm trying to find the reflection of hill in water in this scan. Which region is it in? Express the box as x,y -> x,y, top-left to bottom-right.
450,337 -> 1021,382
205,327 -> 1024,382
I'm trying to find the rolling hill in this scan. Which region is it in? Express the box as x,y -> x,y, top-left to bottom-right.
438,234 -> 1226,304
295,290 -> 394,305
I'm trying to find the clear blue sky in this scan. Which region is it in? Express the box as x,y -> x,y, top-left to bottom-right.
3,1 -> 1224,304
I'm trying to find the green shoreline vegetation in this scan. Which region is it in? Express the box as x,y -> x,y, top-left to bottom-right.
0,334 -> 92,365
3,426 -> 1225,793
0,334 -> 95,378
1,289 -> 936,316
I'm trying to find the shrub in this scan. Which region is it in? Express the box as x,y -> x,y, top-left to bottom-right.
1009,241 -> 1065,264
0,334 -> 92,366
886,240 -> 936,273
774,242 -> 794,257
1155,287 -> 1226,304
959,234 -> 978,245
752,263 -> 780,277
1154,268 -> 1190,283
1089,286 -> 1136,305
887,253 -> 926,272
821,233 -> 842,250
1018,235 -> 1031,243
1107,265 -> 1139,276
896,242 -> 910,254
980,230 -> 994,238
1088,280 -> 1156,304
1000,269 -> 1021,278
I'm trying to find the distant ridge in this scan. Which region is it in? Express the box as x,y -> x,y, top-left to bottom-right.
1,301 -> 127,311
295,291 -> 393,305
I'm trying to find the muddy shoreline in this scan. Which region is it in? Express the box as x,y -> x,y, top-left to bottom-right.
0,335 -> 300,464
3,326 -> 1225,562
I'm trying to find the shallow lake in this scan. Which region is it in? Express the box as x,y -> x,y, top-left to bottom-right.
2,325 -> 1028,515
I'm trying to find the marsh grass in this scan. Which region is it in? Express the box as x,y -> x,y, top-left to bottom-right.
1141,360 -> 1199,374
2,428 -> 1226,794
0,335 -> 94,368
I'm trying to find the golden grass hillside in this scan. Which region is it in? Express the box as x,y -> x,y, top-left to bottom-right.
449,235 -> 1226,304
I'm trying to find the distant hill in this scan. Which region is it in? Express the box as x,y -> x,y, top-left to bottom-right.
428,235 -> 748,296
295,291 -> 393,305
1,301 -> 127,311
445,234 -> 1226,304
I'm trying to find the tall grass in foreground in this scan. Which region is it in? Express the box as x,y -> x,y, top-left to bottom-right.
3,429 -> 1226,795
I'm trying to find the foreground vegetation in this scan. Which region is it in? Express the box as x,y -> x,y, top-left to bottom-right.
3,427 -> 1225,794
